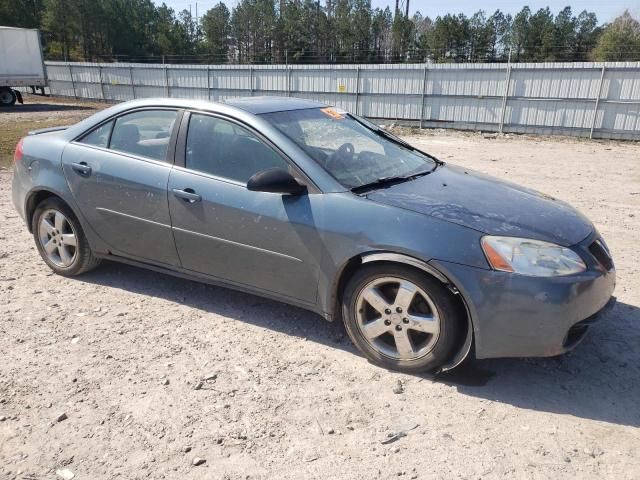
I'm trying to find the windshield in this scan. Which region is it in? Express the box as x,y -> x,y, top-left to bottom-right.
261,107 -> 436,189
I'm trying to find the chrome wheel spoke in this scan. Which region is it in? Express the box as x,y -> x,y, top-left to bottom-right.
362,288 -> 391,315
393,329 -> 415,357
41,218 -> 56,235
54,211 -> 66,232
406,314 -> 439,335
394,281 -> 417,310
61,233 -> 77,247
58,245 -> 73,266
44,238 -> 58,254
362,318 -> 390,340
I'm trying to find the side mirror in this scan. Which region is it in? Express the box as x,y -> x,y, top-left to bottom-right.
247,168 -> 307,195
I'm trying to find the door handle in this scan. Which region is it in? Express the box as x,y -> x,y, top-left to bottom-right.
71,162 -> 92,176
172,188 -> 202,203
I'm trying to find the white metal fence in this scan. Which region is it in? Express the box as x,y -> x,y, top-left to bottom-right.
43,61 -> 640,140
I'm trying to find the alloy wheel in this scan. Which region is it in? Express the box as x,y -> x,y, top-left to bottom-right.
38,209 -> 78,268
355,276 -> 441,360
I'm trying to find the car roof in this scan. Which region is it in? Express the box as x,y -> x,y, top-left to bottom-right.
224,96 -> 326,114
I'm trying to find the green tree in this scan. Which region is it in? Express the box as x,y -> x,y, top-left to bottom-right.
231,0 -> 277,63
352,0 -> 372,62
201,2 -> 231,62
0,0 -> 44,28
487,10 -> 511,61
153,4 -> 187,57
574,11 -> 600,61
333,0 -> 353,61
468,11 -> 493,61
391,11 -> 414,61
509,6 -> 531,61
527,7 -> 555,61
42,0 -> 80,60
553,6 -> 576,61
370,7 -> 391,62
426,14 -> 469,62
592,10 -> 640,61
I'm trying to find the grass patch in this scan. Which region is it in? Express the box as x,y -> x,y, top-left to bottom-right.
0,114 -> 90,168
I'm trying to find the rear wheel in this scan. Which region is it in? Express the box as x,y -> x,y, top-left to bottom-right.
0,87 -> 17,107
32,197 -> 101,276
342,263 -> 462,373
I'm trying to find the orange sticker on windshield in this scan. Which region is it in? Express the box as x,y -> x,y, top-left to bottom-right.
320,107 -> 345,120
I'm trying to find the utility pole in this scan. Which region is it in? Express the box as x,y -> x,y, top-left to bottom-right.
405,0 -> 409,17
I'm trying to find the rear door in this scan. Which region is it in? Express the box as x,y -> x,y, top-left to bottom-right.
62,108 -> 182,266
168,111 -> 322,304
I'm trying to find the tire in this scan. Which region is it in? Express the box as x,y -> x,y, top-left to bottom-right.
342,263 -> 462,373
0,88 -> 17,107
31,197 -> 101,276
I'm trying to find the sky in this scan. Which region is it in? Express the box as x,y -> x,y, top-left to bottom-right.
162,0 -> 639,24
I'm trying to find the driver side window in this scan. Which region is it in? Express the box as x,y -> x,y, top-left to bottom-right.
185,113 -> 290,184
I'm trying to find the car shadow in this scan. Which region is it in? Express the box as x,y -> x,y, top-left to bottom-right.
79,261 -> 640,428
9,102 -> 95,113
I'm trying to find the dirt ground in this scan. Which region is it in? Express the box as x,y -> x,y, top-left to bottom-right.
1,96 -> 639,480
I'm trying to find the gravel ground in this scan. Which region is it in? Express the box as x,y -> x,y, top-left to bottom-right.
1,98 -> 639,480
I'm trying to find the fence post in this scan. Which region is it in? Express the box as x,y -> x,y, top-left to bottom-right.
420,64 -> 428,129
98,64 -> 106,101
164,64 -> 170,98
590,66 -> 606,140
249,66 -> 254,96
129,65 -> 135,100
355,65 -> 361,115
206,64 -> 211,101
68,63 -> 77,99
499,64 -> 512,134
287,65 -> 292,97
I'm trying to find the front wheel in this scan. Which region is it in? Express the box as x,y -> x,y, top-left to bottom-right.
342,264 -> 462,373
32,197 -> 101,276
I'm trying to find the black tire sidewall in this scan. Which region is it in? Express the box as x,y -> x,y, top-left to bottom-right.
32,198 -> 90,276
0,89 -> 17,107
342,263 -> 461,373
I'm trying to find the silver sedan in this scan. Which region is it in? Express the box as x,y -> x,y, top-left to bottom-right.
11,97 -> 616,373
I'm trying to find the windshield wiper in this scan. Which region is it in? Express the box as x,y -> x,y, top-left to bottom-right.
351,169 -> 433,194
348,114 -> 445,166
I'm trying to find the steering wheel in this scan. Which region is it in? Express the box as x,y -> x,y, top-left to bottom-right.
326,142 -> 355,172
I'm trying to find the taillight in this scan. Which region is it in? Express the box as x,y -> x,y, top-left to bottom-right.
13,138 -> 24,164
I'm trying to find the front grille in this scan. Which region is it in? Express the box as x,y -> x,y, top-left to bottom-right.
589,239 -> 614,271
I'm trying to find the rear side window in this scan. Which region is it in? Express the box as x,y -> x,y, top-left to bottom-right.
185,113 -> 289,183
78,120 -> 113,148
109,110 -> 177,162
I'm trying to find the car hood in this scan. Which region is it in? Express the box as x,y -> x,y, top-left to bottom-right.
365,164 -> 593,246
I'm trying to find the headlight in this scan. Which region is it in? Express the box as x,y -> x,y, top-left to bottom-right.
481,236 -> 586,277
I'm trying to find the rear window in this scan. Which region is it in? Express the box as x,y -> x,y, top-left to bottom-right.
78,110 -> 178,162
78,120 -> 113,148
109,110 -> 177,162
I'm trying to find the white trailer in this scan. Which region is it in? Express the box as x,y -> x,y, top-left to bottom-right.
0,26 -> 47,106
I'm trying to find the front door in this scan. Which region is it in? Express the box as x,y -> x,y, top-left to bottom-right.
62,108 -> 181,266
168,112 -> 321,304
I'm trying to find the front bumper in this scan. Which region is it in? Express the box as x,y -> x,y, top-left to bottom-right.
431,235 -> 616,359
